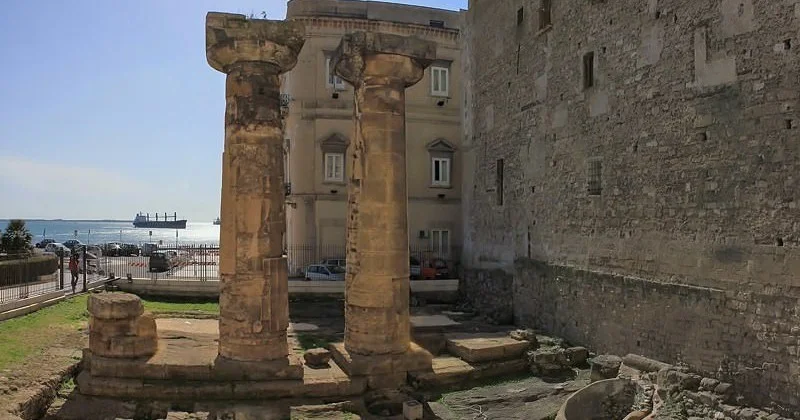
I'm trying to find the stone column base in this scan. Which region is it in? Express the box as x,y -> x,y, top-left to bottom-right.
214,354 -> 304,381
329,342 -> 432,389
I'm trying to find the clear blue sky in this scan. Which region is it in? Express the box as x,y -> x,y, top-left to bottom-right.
0,0 -> 466,221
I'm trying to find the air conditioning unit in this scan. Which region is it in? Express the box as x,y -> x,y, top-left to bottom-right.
418,230 -> 429,239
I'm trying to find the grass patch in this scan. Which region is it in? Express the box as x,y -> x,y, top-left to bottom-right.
141,298 -> 219,314
0,295 -> 89,371
296,333 -> 332,351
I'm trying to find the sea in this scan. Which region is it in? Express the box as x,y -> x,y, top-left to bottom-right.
0,220 -> 220,247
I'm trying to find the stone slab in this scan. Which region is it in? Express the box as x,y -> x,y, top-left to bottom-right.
410,314 -> 459,332
215,354 -> 303,380
328,342 -> 432,377
445,332 -> 530,363
87,293 -> 144,320
408,356 -> 529,389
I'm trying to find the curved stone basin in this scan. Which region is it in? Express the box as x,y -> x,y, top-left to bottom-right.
556,378 -> 636,420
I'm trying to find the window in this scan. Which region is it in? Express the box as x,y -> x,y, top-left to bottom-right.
431,66 -> 449,97
325,57 -> 345,90
432,157 -> 451,187
431,229 -> 451,255
588,160 -> 602,195
583,51 -> 595,89
324,153 -> 344,182
539,0 -> 552,30
430,19 -> 445,28
496,159 -> 504,206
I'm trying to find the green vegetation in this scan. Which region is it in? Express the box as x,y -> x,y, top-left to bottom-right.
0,255 -> 59,285
0,295 -> 89,370
0,219 -> 33,255
141,298 -> 219,314
296,333 -> 333,350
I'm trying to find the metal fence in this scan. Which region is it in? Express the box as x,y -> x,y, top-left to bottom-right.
0,253 -> 63,305
286,244 -> 462,278
97,244 -> 220,282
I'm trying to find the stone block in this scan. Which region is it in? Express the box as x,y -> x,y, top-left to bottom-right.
446,333 -> 530,363
304,348 -> 331,368
622,354 -> 673,372
528,346 -> 569,375
367,372 -> 407,389
329,342 -> 432,377
403,400 -> 423,420
565,346 -> 589,366
89,333 -> 158,359
509,329 -> 539,347
87,293 -> 143,320
214,354 -> 303,380
590,354 -> 622,382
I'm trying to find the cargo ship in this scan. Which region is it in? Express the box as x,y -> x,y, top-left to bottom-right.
133,212 -> 187,229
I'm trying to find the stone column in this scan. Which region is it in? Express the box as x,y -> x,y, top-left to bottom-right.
87,293 -> 157,359
331,32 -> 436,370
206,13 -> 304,365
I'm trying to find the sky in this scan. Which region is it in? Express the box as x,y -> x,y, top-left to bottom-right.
0,0 -> 466,221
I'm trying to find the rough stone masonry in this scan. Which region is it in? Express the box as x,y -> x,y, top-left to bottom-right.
206,13 -> 305,363
460,0 -> 800,415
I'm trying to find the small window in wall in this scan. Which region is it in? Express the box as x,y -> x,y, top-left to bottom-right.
539,0 -> 552,30
324,153 -> 344,182
583,51 -> 595,89
496,159 -> 504,206
431,66 -> 449,97
587,159 -> 602,196
432,157 -> 451,187
325,57 -> 346,90
431,229 -> 451,256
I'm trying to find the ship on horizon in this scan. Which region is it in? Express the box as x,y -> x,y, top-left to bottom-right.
213,217 -> 221,225
133,212 -> 187,229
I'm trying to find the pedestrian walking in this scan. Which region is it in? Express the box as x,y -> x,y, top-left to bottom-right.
69,254 -> 79,293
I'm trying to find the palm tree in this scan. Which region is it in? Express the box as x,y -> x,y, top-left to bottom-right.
1,219 -> 33,256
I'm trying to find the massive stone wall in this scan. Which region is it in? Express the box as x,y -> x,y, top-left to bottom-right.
462,0 -> 800,413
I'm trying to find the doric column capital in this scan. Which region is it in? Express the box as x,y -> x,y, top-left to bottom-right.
332,32 -> 437,87
206,12 -> 305,75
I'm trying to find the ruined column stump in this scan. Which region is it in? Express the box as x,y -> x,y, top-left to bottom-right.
329,32 -> 436,388
87,293 -> 157,359
206,12 -> 305,378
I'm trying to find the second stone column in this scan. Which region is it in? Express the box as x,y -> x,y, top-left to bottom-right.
331,32 -> 436,387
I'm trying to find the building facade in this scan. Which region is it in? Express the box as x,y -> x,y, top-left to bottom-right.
282,0 -> 464,273
461,0 -> 800,412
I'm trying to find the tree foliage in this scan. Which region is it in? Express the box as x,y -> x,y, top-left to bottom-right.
1,219 -> 33,256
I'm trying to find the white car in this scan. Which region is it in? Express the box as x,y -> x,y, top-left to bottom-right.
44,243 -> 71,257
304,264 -> 345,281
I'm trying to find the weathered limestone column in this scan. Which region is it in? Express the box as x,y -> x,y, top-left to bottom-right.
87,293 -> 157,359
206,13 -> 304,364
331,32 -> 435,372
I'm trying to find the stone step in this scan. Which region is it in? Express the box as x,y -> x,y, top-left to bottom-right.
408,356 -> 528,390
445,332 -> 530,363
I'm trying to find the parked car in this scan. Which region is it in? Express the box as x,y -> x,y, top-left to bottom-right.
119,243 -> 141,257
36,238 -> 56,248
410,256 -> 422,279
304,264 -> 345,281
142,243 -> 159,257
44,243 -> 70,257
102,242 -> 122,256
149,251 -> 177,272
79,252 -> 106,275
75,245 -> 103,257
430,258 -> 450,279
320,257 -> 346,268
63,239 -> 84,251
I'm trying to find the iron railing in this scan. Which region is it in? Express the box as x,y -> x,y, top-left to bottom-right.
0,253 -> 63,305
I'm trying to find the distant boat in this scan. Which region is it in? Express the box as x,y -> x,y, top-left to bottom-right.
133,212 -> 187,229
213,217 -> 221,225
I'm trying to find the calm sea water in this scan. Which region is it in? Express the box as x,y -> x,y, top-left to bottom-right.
0,220 -> 220,246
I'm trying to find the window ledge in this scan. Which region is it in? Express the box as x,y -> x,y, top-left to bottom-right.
431,93 -> 450,98
323,180 -> 347,186
430,184 -> 453,189
536,24 -> 552,37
